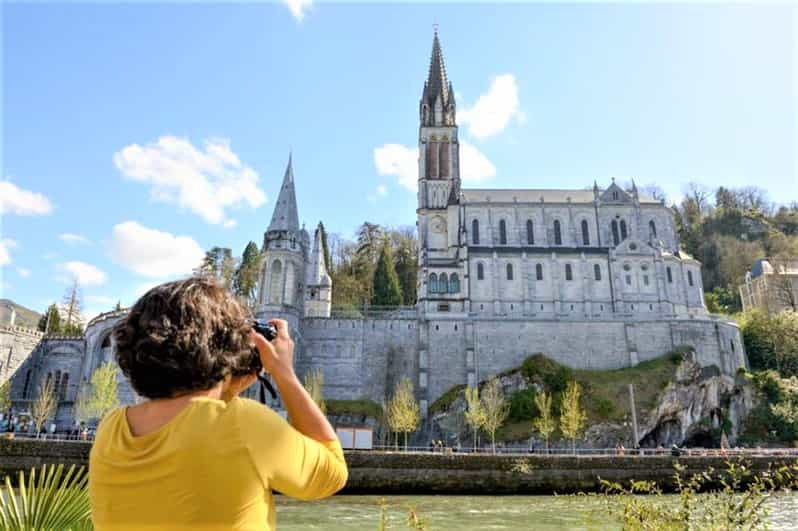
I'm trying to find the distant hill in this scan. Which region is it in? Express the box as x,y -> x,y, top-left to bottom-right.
0,299 -> 42,329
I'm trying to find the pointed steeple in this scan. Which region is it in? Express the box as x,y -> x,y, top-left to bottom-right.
423,29 -> 451,109
307,222 -> 331,287
268,154 -> 300,232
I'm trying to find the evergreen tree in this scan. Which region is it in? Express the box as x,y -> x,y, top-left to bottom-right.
195,247 -> 237,288
233,241 -> 262,307
37,304 -> 61,334
391,228 -> 418,305
371,243 -> 402,307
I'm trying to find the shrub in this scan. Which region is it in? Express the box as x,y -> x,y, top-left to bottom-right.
520,354 -> 573,393
508,388 -> 538,422
593,398 -> 616,420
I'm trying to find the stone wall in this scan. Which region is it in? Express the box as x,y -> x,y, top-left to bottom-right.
0,440 -> 790,494
0,325 -> 43,386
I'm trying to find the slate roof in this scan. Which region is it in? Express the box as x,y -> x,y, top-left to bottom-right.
268,154 -> 300,232
461,188 -> 661,205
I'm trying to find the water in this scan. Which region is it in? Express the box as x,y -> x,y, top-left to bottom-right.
276,492 -> 798,530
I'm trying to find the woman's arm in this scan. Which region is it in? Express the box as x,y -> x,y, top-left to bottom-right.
250,320 -> 337,442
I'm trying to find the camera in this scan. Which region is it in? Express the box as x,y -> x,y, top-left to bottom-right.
247,319 -> 278,372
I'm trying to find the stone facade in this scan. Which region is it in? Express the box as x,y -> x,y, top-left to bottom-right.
5,32 -> 747,430
739,257 -> 798,314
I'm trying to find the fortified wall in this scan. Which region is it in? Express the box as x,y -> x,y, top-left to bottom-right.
0,325 -> 44,386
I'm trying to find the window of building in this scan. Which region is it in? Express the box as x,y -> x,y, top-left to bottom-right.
439,273 -> 448,294
667,267 -> 673,283
60,373 -> 69,401
429,273 -> 438,293
581,220 -> 590,245
611,220 -> 620,246
620,220 -> 628,240
477,263 -> 484,280
625,275 -> 632,285
472,219 -> 479,245
565,264 -> 573,281
613,190 -> 619,200
22,369 -> 31,399
644,275 -> 650,286
554,220 -> 562,245
499,219 -> 507,245
649,304 -> 654,311
449,273 -> 460,293
730,339 -> 735,353
594,264 -> 601,281
506,263 -> 514,280
688,270 -> 694,287
101,335 -> 111,348
649,220 -> 657,240
526,220 -> 534,245
536,263 -> 543,281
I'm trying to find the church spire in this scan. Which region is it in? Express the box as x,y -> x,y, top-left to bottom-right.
307,222 -> 331,287
267,153 -> 300,233
423,29 -> 451,108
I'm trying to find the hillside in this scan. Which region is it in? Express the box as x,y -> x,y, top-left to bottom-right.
0,299 -> 41,329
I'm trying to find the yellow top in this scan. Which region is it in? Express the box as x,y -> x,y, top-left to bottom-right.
89,397 -> 348,530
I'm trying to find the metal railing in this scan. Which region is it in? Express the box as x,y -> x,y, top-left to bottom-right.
351,445 -> 798,458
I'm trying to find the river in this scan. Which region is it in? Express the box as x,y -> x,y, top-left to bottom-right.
276,492 -> 798,530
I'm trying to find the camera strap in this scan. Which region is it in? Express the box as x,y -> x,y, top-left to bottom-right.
256,373 -> 277,404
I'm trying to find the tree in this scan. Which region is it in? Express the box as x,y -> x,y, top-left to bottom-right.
302,368 -> 326,414
75,361 -> 120,424
560,381 -> 587,454
354,222 -> 383,302
37,304 -> 61,334
463,386 -> 485,451
372,242 -> 403,307
195,247 -> 237,287
769,256 -> 798,312
639,184 -> 667,203
391,227 -> 418,305
532,390 -> 555,451
0,381 -> 11,430
61,280 -> 83,335
32,378 -> 58,437
233,241 -> 262,308
480,378 -> 509,454
387,378 -> 420,450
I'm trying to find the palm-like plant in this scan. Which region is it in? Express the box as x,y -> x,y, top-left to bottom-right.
0,464 -> 92,530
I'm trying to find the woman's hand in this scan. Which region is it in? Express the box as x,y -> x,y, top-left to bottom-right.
250,319 -> 296,383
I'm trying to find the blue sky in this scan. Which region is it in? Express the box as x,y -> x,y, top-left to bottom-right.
1,1 -> 795,321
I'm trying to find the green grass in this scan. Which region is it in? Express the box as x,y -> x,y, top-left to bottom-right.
326,399 -> 383,418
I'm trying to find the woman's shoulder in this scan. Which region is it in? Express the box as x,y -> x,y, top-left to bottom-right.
228,398 -> 287,432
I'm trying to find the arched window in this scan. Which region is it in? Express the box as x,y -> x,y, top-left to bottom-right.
526,220 -> 534,245
611,220 -> 620,246
429,273 -> 438,293
439,273 -> 449,294
620,220 -> 628,240
612,190 -> 619,200
60,373 -> 69,401
649,220 -> 657,240
506,263 -> 514,280
667,267 -> 673,283
499,220 -> 507,244
472,219 -> 480,245
554,220 -> 562,245
581,220 -> 590,245
565,264 -> 573,281
477,263 -> 484,280
594,264 -> 602,281
535,263 -> 543,281
688,270 -> 694,287
101,335 -> 111,348
54,371 -> 61,395
268,259 -> 283,304
449,274 -> 460,293
22,369 -> 31,399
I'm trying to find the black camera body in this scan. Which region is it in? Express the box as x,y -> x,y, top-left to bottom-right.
248,320 -> 278,372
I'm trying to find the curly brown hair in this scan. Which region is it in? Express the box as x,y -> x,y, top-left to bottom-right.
114,277 -> 254,399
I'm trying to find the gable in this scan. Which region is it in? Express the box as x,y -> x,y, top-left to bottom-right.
599,182 -> 632,203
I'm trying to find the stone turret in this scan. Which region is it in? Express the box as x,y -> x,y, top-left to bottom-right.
256,154 -> 308,328
304,223 -> 332,318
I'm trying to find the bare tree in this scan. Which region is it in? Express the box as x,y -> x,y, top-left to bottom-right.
61,280 -> 83,334
32,378 -> 58,437
480,378 -> 509,454
639,184 -> 667,203
682,182 -> 712,218
769,256 -> 798,312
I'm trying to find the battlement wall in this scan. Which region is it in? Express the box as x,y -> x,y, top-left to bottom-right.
0,326 -> 44,386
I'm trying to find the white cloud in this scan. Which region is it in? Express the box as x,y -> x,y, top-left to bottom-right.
223,219 -> 237,229
110,221 -> 205,278
373,141 -> 495,191
367,185 -> 389,202
458,74 -> 523,139
16,267 -> 31,278
374,144 -> 418,192
0,239 -> 17,267
460,140 -> 496,184
113,136 -> 266,226
284,0 -> 312,21
59,261 -> 108,286
59,233 -> 92,245
0,181 -> 53,216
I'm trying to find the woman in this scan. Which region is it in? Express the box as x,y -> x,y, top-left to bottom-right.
89,277 -> 347,530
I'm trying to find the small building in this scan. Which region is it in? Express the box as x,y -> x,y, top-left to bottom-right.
740,258 -> 798,314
